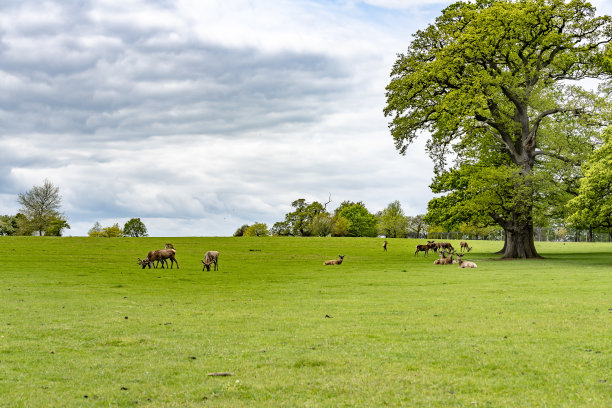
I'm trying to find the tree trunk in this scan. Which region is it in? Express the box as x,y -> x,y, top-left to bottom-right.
502,222 -> 540,259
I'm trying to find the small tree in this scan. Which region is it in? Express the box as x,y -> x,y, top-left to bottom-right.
377,201 -> 409,238
244,222 -> 269,237
124,218 -> 148,237
0,215 -> 18,236
102,223 -> 123,238
17,179 -> 65,236
45,217 -> 70,236
233,224 -> 250,237
406,215 -> 427,239
88,222 -> 103,237
336,201 -> 378,237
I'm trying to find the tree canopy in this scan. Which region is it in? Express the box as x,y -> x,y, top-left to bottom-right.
17,179 -> 68,236
567,127 -> 612,231
377,200 -> 409,238
124,218 -> 148,237
385,0 -> 612,258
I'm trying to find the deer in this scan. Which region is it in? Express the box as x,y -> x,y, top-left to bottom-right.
460,241 -> 472,252
427,240 -> 438,253
438,242 -> 454,252
201,250 -> 219,271
138,248 -> 179,269
324,255 -> 345,265
457,253 -> 477,268
433,251 -> 454,265
415,244 -> 430,256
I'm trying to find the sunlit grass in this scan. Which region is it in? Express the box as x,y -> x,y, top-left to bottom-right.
1,237 -> 610,407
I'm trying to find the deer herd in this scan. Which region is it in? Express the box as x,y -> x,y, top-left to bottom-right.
415,240 -> 477,268
136,240 -> 478,271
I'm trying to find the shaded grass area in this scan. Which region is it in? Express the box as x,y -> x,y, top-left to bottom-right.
0,237 -> 611,407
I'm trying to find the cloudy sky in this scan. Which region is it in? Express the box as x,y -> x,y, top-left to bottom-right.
2,0 -> 611,237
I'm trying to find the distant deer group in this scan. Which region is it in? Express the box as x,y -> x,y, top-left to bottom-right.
415,240 -> 455,256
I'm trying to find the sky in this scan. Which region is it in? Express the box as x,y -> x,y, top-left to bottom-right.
1,0 -> 611,237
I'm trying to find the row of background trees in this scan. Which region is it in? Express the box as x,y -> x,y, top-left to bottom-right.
234,195 -> 611,242
1,177 -> 609,242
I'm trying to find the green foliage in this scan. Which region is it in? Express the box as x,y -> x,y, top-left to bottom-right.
331,215 -> 350,237
309,213 -> 334,237
233,224 -> 250,237
123,218 -> 148,237
337,201 -> 378,237
44,217 -> 70,237
567,128 -> 612,230
0,215 -> 18,236
377,200 -> 409,238
102,223 -> 123,238
385,0 -> 612,258
17,179 -> 65,236
0,236 -> 611,407
89,222 -> 123,238
276,199 -> 327,236
243,222 -> 269,237
88,221 -> 103,237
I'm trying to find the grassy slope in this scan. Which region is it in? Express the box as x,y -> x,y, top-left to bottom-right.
0,237 -> 610,407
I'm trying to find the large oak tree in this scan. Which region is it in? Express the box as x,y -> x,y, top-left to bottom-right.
385,0 -> 612,258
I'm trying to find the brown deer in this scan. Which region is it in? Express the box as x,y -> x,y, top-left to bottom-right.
138,248 -> 179,269
460,241 -> 472,252
415,244 -> 430,256
433,251 -> 454,265
324,255 -> 345,265
201,250 -> 219,271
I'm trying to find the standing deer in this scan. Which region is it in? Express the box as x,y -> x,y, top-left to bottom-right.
460,241 -> 472,252
415,244 -> 430,256
324,255 -> 345,265
138,248 -> 179,269
201,251 -> 219,271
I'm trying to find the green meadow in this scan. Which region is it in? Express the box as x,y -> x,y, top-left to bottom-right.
1,237 -> 610,407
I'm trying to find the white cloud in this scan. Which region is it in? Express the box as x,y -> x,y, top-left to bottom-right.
0,0 -> 442,236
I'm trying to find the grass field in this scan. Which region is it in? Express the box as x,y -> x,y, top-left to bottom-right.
1,236 -> 610,407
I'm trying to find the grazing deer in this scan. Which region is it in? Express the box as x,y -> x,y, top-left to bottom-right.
415,244 -> 430,256
201,250 -> 219,271
138,248 -> 179,269
324,255 -> 345,265
460,241 -> 472,252
457,253 -> 477,268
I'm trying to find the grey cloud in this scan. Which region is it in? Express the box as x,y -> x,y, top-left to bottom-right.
1,2 -> 350,142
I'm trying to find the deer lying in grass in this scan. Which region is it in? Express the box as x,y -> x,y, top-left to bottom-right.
201,250 -> 219,271
324,255 -> 345,265
460,241 -> 472,252
457,253 -> 477,268
433,251 -> 454,265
